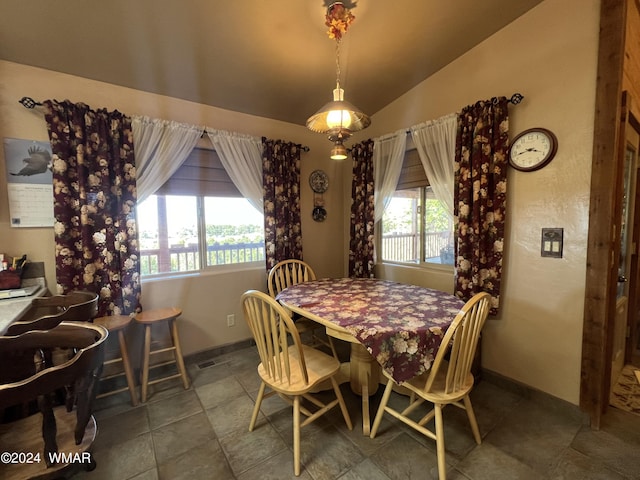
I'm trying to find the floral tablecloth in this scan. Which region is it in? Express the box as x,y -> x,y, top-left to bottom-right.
276,277 -> 465,383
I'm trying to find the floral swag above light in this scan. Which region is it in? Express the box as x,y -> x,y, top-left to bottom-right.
325,2 -> 355,40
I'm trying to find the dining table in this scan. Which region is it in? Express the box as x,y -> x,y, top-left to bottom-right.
276,277 -> 465,434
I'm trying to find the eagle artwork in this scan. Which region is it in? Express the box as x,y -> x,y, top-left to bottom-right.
11,145 -> 52,176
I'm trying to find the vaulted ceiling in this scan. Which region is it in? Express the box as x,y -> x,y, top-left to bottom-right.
0,0 -> 543,126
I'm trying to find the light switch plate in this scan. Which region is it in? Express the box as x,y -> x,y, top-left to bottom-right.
541,228 -> 563,258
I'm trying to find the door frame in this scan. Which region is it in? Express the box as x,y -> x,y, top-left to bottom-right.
625,109 -> 640,367
611,92 -> 640,387
581,0 -> 626,429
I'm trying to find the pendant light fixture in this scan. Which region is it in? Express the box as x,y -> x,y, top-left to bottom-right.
306,2 -> 370,160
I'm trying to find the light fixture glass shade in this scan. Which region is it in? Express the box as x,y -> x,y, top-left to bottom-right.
330,142 -> 348,160
306,88 -> 371,133
326,108 -> 353,129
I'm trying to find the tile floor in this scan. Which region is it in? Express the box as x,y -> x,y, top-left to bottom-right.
68,343 -> 640,480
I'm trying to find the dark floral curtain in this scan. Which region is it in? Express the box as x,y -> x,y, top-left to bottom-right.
43,100 -> 141,317
262,138 -> 303,271
349,140 -> 375,278
454,97 -> 509,315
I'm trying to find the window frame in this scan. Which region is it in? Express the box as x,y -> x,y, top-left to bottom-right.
376,149 -> 454,270
137,142 -> 266,278
138,193 -> 265,279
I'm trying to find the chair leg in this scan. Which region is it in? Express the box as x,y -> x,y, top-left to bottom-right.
370,379 -> 394,438
118,330 -> 138,407
141,325 -> 151,403
463,395 -> 482,444
169,319 -> 190,390
331,377 -> 353,431
37,393 -> 56,466
434,403 -> 447,480
327,334 -> 339,359
249,382 -> 266,431
361,366 -> 370,435
293,395 -> 301,476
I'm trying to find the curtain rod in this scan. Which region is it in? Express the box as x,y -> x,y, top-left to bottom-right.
18,97 -> 43,109
19,97 -> 311,152
21,90 -> 524,153
505,92 -> 524,105
401,92 -> 524,135
198,128 -> 309,151
20,92 -> 525,110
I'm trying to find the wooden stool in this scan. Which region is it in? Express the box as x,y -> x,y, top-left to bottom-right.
94,315 -> 138,406
135,307 -> 190,402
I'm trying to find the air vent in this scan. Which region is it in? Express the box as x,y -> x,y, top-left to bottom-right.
197,359 -> 216,369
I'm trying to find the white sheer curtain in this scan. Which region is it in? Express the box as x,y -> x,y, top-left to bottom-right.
205,130 -> 264,212
410,113 -> 457,217
373,129 -> 407,222
132,116 -> 203,203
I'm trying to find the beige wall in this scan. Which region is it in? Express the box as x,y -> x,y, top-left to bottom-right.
0,60 -> 347,355
0,0 -> 599,404
366,0 -> 599,404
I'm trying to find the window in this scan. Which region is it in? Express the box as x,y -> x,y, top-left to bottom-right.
137,147 -> 265,276
379,149 -> 454,266
203,197 -> 264,266
137,195 -> 198,274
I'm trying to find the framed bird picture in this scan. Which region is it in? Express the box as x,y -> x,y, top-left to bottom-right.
3,137 -> 54,227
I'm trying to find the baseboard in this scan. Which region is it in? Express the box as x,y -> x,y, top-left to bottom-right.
147,340 -> 588,424
184,338 -> 255,366
481,368 -> 588,423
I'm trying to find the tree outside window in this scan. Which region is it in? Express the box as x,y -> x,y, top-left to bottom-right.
381,186 -> 453,265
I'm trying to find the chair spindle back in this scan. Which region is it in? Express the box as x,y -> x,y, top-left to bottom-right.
424,292 -> 491,395
242,290 -> 309,385
267,260 -> 316,297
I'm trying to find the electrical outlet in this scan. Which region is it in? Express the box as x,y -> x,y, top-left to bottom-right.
226,314 -> 235,327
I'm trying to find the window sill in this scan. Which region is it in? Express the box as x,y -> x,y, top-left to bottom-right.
141,262 -> 264,283
375,261 -> 455,293
377,260 -> 454,273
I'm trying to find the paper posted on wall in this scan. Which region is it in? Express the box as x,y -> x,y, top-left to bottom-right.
3,137 -> 54,228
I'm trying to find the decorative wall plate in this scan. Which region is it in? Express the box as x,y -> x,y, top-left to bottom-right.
309,170 -> 329,193
312,206 -> 327,222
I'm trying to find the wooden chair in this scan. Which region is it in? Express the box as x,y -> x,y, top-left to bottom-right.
5,291 -> 100,413
267,259 -> 337,357
370,292 -> 492,480
0,321 -> 107,479
7,291 -> 99,336
241,290 -> 353,476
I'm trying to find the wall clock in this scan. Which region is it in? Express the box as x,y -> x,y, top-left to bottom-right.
508,127 -> 558,172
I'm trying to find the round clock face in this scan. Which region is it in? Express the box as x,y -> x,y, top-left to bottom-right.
508,128 -> 558,172
309,170 -> 329,193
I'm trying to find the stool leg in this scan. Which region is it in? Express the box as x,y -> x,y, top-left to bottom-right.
169,318 -> 190,390
141,324 -> 151,402
118,330 -> 138,406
